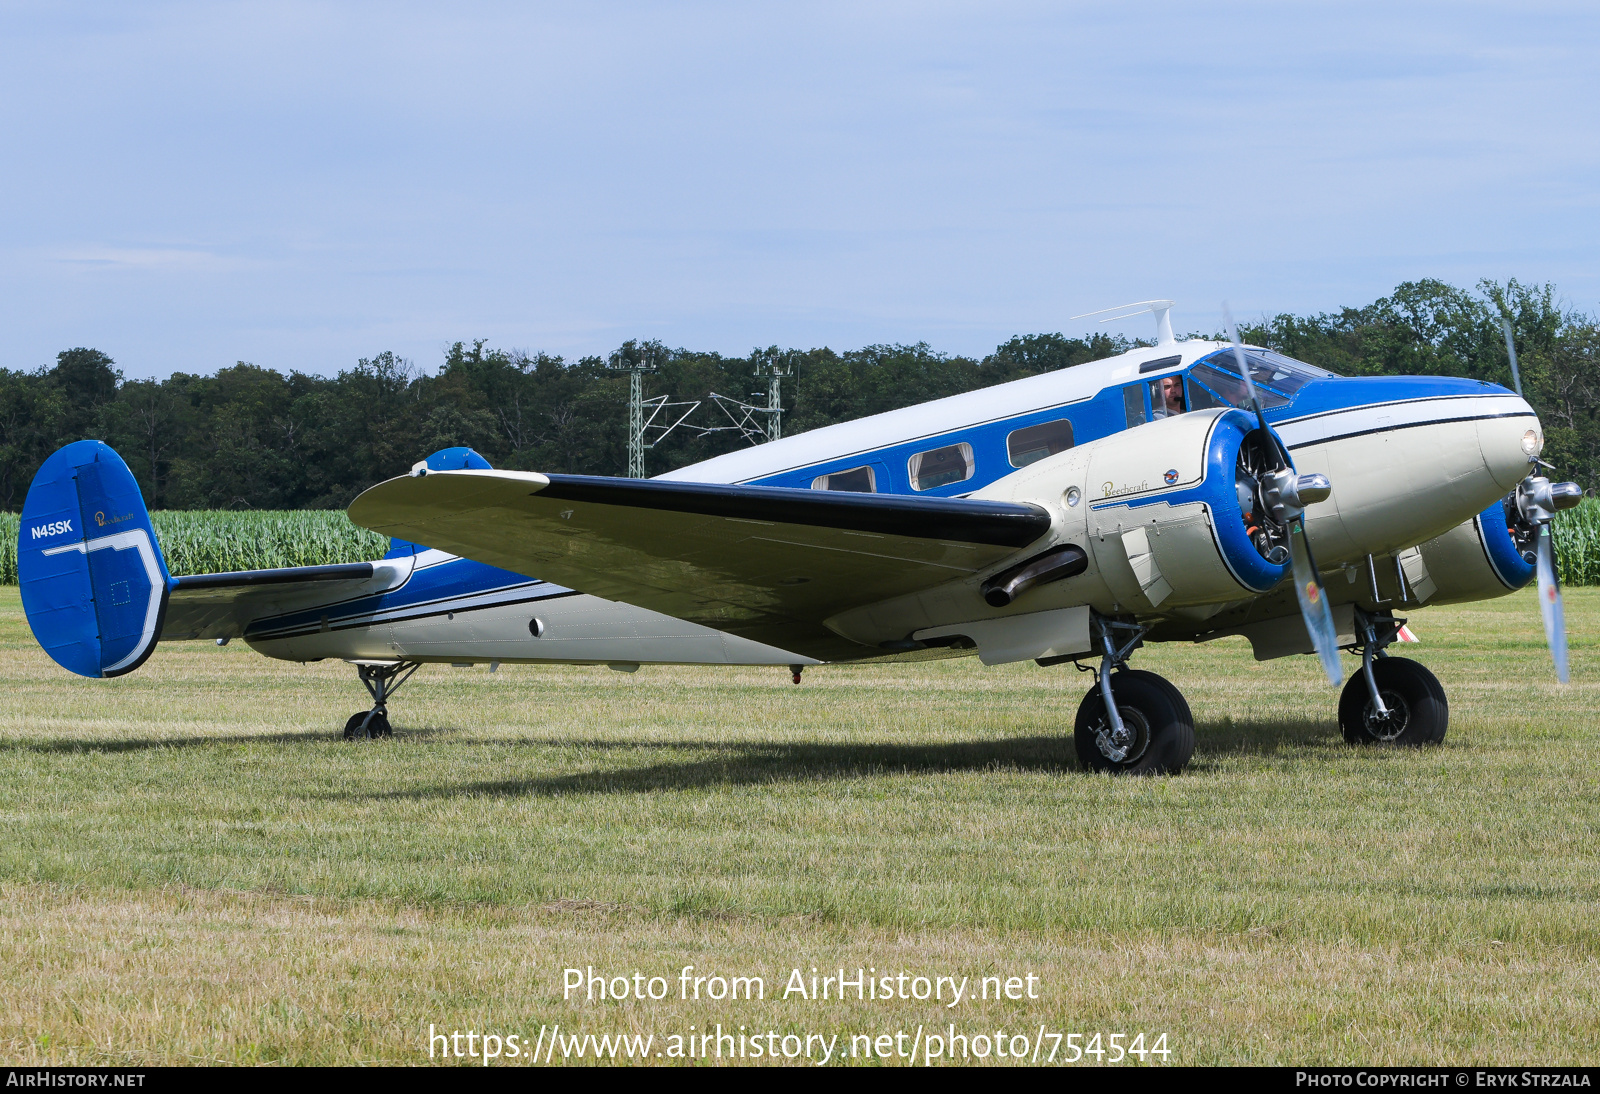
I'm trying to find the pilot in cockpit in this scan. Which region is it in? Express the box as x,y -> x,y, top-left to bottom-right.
1151,374 -> 1186,419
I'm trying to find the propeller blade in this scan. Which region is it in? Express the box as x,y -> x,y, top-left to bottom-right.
1535,525 -> 1569,684
1500,316 -> 1524,398
1289,516 -> 1343,686
1222,303 -> 1339,686
1221,302 -> 1272,429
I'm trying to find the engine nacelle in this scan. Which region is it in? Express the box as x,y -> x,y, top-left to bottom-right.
824,408 -> 1293,662
970,407 -> 1290,613
1075,407 -> 1291,611
1412,497 -> 1533,606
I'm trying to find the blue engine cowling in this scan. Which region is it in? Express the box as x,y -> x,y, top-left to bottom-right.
1101,408 -> 1294,596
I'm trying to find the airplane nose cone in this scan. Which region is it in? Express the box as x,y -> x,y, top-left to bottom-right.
1478,400 -> 1540,492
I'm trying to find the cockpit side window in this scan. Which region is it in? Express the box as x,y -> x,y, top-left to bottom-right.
1149,374 -> 1186,419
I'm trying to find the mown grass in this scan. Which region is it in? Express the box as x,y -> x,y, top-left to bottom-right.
0,587 -> 1594,1065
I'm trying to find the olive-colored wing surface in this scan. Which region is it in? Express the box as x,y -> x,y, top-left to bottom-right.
348,471 -> 1052,660
162,563 -> 389,641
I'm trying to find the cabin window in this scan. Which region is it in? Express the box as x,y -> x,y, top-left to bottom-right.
1007,419 -> 1075,467
908,442 -> 974,491
811,465 -> 876,492
1123,384 -> 1147,428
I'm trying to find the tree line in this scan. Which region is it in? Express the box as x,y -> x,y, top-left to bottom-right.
1,277 -> 1594,512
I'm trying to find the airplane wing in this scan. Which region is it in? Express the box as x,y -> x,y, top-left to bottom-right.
162,562 -> 405,641
348,471 -> 1052,660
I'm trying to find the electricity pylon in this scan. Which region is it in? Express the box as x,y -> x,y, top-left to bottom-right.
705,349 -> 794,445
609,341 -> 699,478
757,354 -> 791,442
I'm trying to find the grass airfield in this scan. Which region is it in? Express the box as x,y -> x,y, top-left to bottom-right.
0,586 -> 1595,1066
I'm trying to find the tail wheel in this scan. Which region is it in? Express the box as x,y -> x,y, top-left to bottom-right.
1338,656 -> 1448,747
343,712 -> 393,740
1074,670 -> 1195,775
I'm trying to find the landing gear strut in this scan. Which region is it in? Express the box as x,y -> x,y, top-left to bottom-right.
1072,615 -> 1195,775
1338,609 -> 1447,746
343,661 -> 420,740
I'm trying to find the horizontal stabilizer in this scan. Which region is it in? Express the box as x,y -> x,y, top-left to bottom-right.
172,563 -> 374,591
164,562 -> 407,642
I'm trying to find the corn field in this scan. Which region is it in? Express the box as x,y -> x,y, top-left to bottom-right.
0,511 -> 389,583
0,503 -> 1597,587
1552,498 -> 1600,587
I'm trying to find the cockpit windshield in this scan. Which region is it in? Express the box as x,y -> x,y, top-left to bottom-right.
1186,349 -> 1334,412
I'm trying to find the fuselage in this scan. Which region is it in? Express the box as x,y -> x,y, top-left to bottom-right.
244,339 -> 1539,667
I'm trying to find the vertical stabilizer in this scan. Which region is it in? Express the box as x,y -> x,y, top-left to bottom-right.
18,441 -> 171,678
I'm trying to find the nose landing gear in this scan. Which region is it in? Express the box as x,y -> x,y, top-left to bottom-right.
343,660 -> 421,740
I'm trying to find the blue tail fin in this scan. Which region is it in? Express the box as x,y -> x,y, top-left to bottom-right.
385,446 -> 495,558
19,441 -> 171,678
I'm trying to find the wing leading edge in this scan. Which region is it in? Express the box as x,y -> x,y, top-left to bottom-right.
348,471 -> 1053,660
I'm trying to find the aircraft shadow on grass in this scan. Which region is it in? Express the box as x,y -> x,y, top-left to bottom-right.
1,730 -> 339,754
1,718 -> 1338,778
337,717 -> 1342,800
0,722 -> 471,753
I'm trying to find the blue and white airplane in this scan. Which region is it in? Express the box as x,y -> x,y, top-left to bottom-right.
17,303 -> 1582,774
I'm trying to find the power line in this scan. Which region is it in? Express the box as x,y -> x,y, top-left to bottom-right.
608,343 -> 700,479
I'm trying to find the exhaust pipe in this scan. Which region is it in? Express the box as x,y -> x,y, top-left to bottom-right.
981,544 -> 1088,608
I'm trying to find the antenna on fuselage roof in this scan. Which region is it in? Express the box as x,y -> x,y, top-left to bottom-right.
1071,299 -> 1176,346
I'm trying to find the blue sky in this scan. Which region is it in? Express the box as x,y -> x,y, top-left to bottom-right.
2,1 -> 1596,379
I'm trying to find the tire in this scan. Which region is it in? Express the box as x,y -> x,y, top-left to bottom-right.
343,712 -> 393,740
1338,657 -> 1447,747
1121,668 -> 1193,728
1074,670 -> 1195,775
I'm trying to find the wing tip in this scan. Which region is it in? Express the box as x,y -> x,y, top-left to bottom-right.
418,468 -> 551,489
349,468 -> 553,527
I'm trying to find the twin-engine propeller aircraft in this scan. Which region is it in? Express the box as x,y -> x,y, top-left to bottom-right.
18,303 -> 1583,775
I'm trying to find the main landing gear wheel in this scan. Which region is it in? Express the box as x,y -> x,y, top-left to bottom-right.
1074,669 -> 1195,776
1338,656 -> 1447,747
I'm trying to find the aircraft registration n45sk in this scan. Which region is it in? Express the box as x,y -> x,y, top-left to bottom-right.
17,304 -> 1583,774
